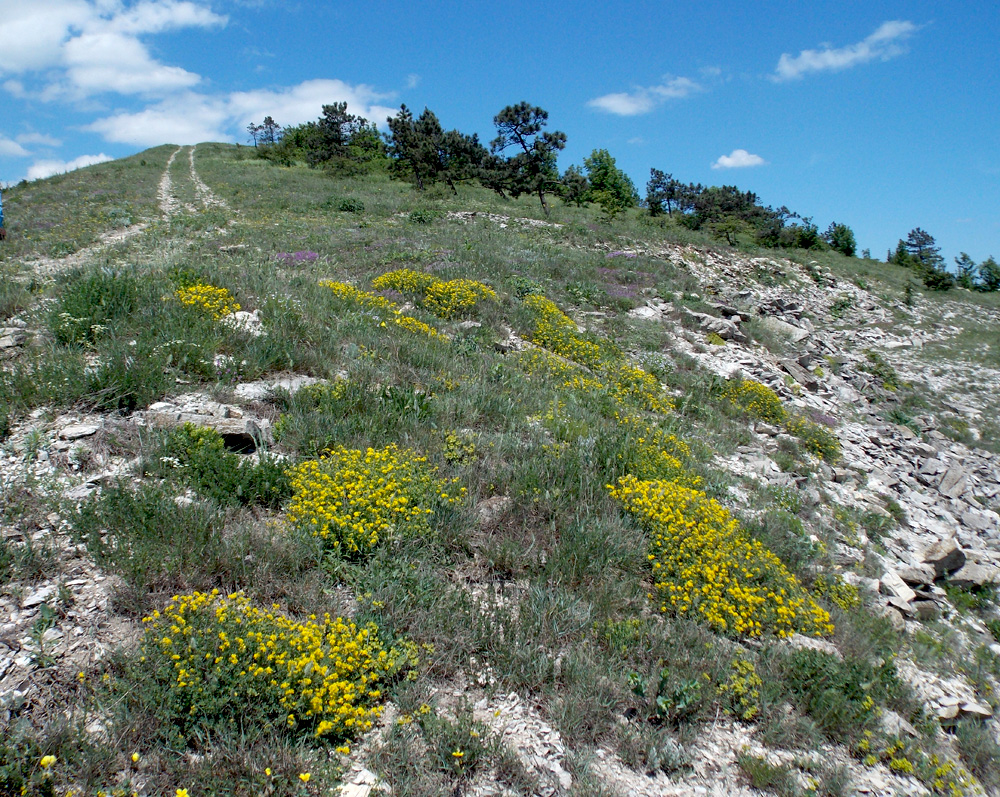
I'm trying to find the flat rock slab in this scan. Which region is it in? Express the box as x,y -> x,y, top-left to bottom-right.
59,423 -> 100,440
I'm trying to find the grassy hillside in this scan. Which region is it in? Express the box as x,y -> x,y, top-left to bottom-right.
2,144 -> 1000,797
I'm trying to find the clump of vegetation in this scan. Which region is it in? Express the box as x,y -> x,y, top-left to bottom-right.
146,424 -> 290,507
785,415 -> 841,463
173,282 -> 241,320
139,590 -> 410,743
285,444 -> 465,556
609,476 -> 833,638
720,378 -> 788,424
51,267 -> 140,345
372,268 -> 498,319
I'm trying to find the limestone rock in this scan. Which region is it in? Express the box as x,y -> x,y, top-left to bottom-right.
948,562 -> 998,589
880,570 -> 916,604
923,538 -> 966,577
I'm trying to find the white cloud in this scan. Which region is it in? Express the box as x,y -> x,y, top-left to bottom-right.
63,31 -> 203,96
405,74 -> 420,89
0,0 -> 226,99
27,152 -> 113,180
587,75 -> 703,116
711,149 -> 767,169
16,132 -> 63,147
87,79 -> 397,146
773,20 -> 918,81
0,136 -> 30,157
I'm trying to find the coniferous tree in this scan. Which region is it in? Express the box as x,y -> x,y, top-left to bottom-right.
486,102 -> 566,215
954,253 -> 978,289
979,256 -> 1000,292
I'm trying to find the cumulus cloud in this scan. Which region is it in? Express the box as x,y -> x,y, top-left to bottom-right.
711,149 -> 767,169
27,152 -> 113,180
773,20 -> 918,81
587,76 -> 703,116
87,79 -> 397,146
0,136 -> 30,157
0,0 -> 226,99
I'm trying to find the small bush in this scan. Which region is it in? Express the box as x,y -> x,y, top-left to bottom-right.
148,424 -> 291,508
337,197 -> 365,213
285,444 -> 465,556
70,482 -> 226,610
139,590 -> 410,745
609,476 -> 833,638
51,267 -> 140,345
173,283 -> 241,320
786,415 -> 841,462
777,648 -> 899,742
720,378 -> 787,424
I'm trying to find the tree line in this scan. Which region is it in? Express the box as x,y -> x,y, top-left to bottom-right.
245,103 -> 995,282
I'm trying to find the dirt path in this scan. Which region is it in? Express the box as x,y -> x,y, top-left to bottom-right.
157,145 -> 183,219
189,145 -> 228,210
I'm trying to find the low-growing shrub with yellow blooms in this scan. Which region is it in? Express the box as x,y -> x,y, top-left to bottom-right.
605,362 -> 674,415
424,278 -> 497,318
371,269 -> 497,319
785,415 -> 842,463
174,284 -> 240,320
371,268 -> 438,296
319,280 -> 397,313
615,414 -> 702,488
609,476 -> 833,638
717,653 -> 763,721
522,294 -> 608,370
285,444 -> 465,556
140,590 -> 413,741
394,315 -> 442,338
720,378 -> 787,424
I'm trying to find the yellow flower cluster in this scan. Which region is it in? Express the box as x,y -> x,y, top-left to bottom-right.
174,283 -> 240,320
717,654 -> 763,720
319,279 -> 397,312
605,363 -> 675,415
370,268 -> 438,295
811,573 -> 861,610
394,315 -> 442,338
424,278 -> 497,319
371,269 -> 497,319
609,476 -> 833,638
285,445 -> 465,555
142,590 -> 402,739
785,415 -> 841,463
616,413 -> 702,488
522,294 -> 607,370
520,295 -> 675,418
856,733 -> 981,796
720,378 -> 787,424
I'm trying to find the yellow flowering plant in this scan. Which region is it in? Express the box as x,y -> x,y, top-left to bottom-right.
371,269 -> 497,319
609,476 -> 833,638
140,590 -> 415,743
174,283 -> 241,320
285,444 -> 465,556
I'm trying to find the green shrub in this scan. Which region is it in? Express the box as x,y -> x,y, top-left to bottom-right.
337,198 -> 365,213
50,267 -> 140,345
776,648 -> 900,743
148,424 -> 290,508
785,415 -> 841,462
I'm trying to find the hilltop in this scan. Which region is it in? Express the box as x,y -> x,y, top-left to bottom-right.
2,144 -> 1000,797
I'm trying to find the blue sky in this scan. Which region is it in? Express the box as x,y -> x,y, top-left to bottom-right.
1,0 -> 997,263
